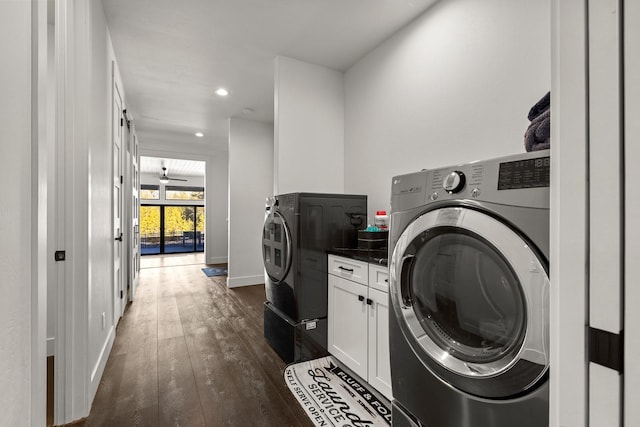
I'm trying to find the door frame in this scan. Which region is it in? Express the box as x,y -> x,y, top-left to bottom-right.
624,1 -> 640,425
53,0 -> 92,422
129,129 -> 140,301
550,1 -> 589,425
30,0 -> 49,425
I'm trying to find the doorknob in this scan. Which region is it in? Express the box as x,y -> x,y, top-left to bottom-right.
115,233 -> 123,242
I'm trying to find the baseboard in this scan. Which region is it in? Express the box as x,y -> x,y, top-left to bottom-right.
206,256 -> 228,265
226,274 -> 264,288
88,325 -> 115,403
47,337 -> 55,357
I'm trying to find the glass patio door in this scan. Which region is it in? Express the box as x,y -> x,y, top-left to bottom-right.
140,205 -> 204,255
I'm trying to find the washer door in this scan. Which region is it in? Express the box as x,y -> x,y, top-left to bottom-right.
390,206 -> 549,398
262,210 -> 292,283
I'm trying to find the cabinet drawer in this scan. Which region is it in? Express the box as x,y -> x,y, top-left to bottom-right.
369,264 -> 389,293
328,255 -> 368,285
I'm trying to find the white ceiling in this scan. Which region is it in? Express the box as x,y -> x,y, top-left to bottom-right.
101,0 -> 439,152
140,156 -> 205,178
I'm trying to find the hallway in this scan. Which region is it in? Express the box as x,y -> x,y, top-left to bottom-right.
81,254 -> 312,426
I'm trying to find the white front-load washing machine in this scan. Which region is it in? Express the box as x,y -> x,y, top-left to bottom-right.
389,151 -> 550,427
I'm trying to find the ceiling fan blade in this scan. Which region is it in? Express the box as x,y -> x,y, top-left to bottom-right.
160,166 -> 188,182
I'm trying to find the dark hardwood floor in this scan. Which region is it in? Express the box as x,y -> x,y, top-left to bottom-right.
80,256 -> 313,427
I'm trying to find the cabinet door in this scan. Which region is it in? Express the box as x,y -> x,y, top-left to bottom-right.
367,287 -> 392,400
369,263 -> 389,293
328,274 -> 368,379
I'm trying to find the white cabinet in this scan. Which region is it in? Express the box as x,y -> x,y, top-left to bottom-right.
328,274 -> 369,378
367,266 -> 391,398
327,255 -> 392,400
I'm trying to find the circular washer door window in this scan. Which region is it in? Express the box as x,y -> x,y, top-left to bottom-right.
410,229 -> 527,365
262,211 -> 292,283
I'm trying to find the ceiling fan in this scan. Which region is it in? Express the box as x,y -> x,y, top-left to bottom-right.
159,166 -> 187,184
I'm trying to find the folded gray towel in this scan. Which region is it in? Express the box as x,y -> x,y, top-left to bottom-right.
524,107 -> 550,152
524,92 -> 551,152
528,91 -> 550,121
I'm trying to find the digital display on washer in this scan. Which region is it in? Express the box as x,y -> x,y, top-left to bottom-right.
498,156 -> 550,190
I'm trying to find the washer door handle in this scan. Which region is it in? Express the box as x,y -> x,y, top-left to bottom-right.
400,255 -> 414,307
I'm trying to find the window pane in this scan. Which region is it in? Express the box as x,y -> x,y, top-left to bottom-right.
140,184 -> 159,200
164,206 -> 196,254
165,185 -> 204,200
196,206 -> 205,252
140,206 -> 160,255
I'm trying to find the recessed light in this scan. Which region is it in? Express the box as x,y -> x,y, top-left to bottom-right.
215,88 -> 229,97
195,132 -> 204,137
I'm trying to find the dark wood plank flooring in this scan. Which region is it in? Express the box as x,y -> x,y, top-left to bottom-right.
80,258 -> 312,427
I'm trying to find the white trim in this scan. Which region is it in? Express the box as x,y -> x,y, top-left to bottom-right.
32,0 -> 48,425
68,0 -> 90,420
227,275 -> 265,288
624,0 -> 640,424
89,326 -> 115,401
54,0 -> 69,422
550,0 -> 589,426
589,363 -> 621,425
587,0 -> 622,335
47,338 -> 56,357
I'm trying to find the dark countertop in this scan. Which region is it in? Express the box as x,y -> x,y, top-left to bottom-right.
328,248 -> 388,266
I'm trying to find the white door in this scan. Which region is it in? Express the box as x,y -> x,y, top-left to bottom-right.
113,75 -> 124,323
367,287 -> 392,400
327,274 -> 368,379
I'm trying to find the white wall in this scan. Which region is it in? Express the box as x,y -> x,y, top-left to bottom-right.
274,56 -> 344,194
87,2 -> 117,401
344,0 -> 551,218
206,154 -> 229,264
0,2 -> 35,424
228,118 -> 273,287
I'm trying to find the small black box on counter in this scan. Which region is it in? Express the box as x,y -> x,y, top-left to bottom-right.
357,230 -> 389,250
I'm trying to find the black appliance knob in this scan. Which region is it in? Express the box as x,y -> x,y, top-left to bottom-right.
443,171 -> 466,194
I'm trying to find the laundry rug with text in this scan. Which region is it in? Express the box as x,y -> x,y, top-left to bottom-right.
284,356 -> 391,427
